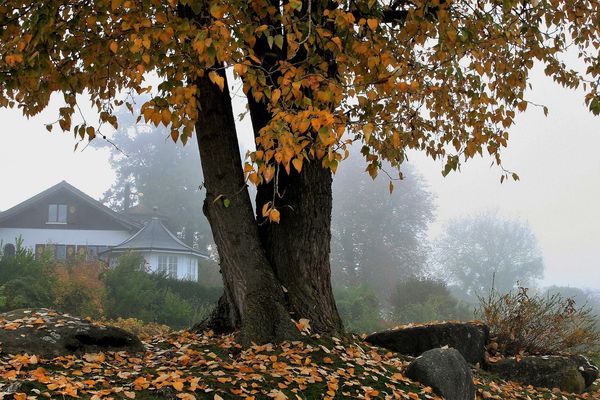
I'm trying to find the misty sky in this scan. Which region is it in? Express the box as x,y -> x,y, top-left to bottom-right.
1,69 -> 599,290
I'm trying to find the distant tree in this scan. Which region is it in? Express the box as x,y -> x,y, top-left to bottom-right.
434,213 -> 544,302
94,106 -> 212,251
390,278 -> 473,324
331,152 -> 435,302
544,286 -> 600,320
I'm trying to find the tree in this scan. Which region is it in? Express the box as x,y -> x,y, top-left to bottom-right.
93,104 -> 213,250
390,278 -> 473,324
2,0 -> 599,345
331,151 -> 434,302
434,212 -> 544,302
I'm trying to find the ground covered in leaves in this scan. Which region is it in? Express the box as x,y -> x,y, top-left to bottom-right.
0,326 -> 599,400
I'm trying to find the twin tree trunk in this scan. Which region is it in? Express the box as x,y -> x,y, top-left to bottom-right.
193,70 -> 342,345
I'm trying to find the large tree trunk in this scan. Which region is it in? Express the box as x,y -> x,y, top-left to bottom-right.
193,69 -> 298,345
190,0 -> 342,344
248,99 -> 343,336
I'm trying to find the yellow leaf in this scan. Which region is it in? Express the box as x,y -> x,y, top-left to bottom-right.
447,29 -> 457,43
172,381 -> 184,391
271,88 -> 281,104
210,4 -> 225,19
292,158 -> 303,173
295,318 -> 311,332
208,71 -> 225,91
363,123 -> 374,142
262,202 -> 271,217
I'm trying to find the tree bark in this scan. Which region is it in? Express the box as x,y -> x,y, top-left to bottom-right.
190,0 -> 342,344
193,69 -> 298,345
247,90 -> 342,335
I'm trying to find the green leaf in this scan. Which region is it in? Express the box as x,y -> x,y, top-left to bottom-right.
223,198 -> 231,208
289,0 -> 302,11
274,35 -> 284,50
267,35 -> 274,49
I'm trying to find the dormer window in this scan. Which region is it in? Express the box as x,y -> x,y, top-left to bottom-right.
48,204 -> 67,223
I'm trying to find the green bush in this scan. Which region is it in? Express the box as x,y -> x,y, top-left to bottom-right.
335,285 -> 383,333
103,253 -> 161,322
390,278 -> 473,324
0,238 -> 56,311
477,286 -> 600,355
103,252 -> 219,329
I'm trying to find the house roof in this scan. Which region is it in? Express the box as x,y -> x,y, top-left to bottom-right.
124,203 -> 168,222
102,217 -> 209,258
0,181 -> 141,231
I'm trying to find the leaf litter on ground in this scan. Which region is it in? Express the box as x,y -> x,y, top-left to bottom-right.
0,315 -> 598,399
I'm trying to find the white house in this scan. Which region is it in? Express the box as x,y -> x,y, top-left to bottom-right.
101,217 -> 209,281
0,181 -> 210,281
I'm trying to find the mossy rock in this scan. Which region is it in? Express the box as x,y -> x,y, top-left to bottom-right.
485,355 -> 598,393
0,308 -> 144,357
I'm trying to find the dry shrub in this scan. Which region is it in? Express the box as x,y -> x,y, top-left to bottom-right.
477,287 -> 599,356
53,261 -> 107,318
107,317 -> 172,340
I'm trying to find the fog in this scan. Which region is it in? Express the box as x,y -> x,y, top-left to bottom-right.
1,69 -> 599,291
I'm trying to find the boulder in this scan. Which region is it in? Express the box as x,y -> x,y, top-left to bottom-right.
0,309 -> 144,358
485,355 -> 598,393
405,348 -> 475,400
365,322 -> 488,364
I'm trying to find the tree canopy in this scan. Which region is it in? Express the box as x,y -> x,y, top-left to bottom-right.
2,0 -> 600,344
2,0 -> 600,201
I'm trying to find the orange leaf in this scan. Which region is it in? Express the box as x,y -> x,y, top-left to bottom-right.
269,208 -> 280,223
367,18 -> 378,31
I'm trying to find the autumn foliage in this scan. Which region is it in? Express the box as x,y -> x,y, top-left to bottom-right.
477,287 -> 600,356
3,0 -> 600,343
2,0 -> 600,189
53,261 -> 107,318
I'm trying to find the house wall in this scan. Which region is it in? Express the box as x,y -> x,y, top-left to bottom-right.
0,227 -> 131,250
141,251 -> 199,281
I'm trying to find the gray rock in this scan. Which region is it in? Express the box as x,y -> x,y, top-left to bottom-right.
485,355 -> 598,393
0,308 -> 144,358
366,322 -> 488,364
406,348 -> 475,400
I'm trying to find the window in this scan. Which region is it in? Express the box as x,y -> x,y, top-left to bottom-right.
48,204 -> 67,223
158,256 -> 178,278
86,246 -> 98,259
54,245 -> 67,260
186,260 -> 198,281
